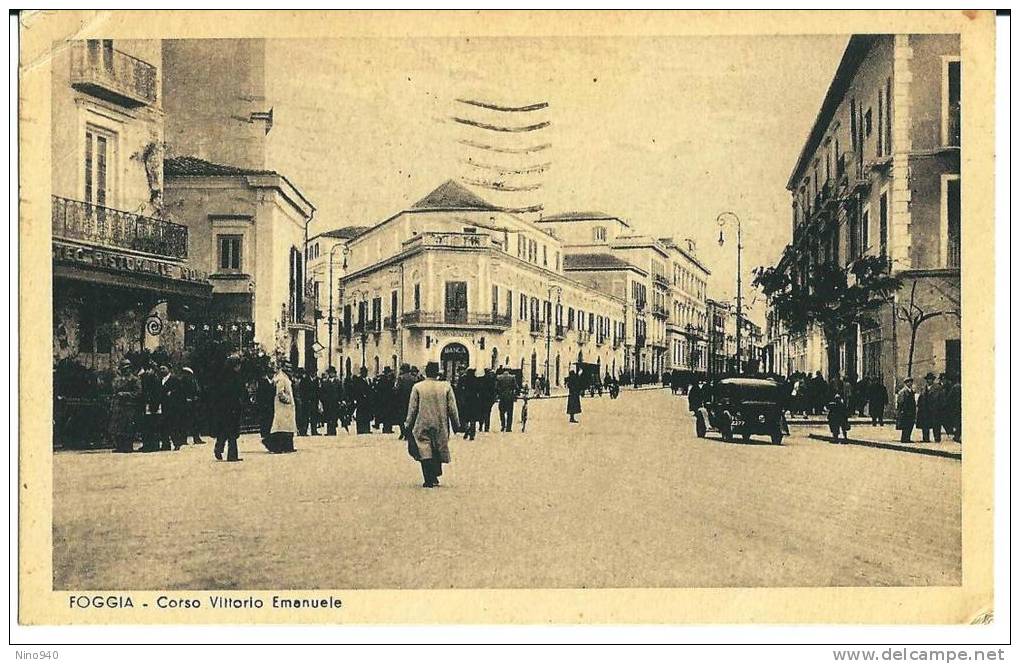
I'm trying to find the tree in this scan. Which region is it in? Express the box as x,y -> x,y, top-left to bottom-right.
753,255 -> 901,379
896,279 -> 961,377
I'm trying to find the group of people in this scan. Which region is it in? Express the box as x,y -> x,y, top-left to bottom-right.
894,372 -> 962,444
785,371 -> 890,425
108,359 -> 206,454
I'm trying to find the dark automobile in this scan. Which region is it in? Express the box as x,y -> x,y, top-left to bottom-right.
694,377 -> 786,444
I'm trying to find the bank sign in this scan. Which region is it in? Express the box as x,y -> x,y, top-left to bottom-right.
52,240 -> 209,283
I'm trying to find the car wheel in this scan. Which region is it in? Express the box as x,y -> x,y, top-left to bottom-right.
719,413 -> 733,442
742,431 -> 751,442
695,414 -> 707,438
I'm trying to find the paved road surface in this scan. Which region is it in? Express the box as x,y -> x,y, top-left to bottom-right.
53,388 -> 961,589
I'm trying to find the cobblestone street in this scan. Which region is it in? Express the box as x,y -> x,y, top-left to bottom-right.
53,388 -> 961,590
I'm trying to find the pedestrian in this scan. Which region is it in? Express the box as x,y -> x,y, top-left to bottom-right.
395,364 -> 415,440
351,366 -> 373,434
374,366 -> 397,434
895,377 -> 917,443
495,366 -> 517,432
212,355 -> 246,462
270,361 -> 297,453
179,366 -> 206,445
687,380 -> 703,413
867,376 -> 888,426
946,373 -> 962,442
320,367 -> 342,435
456,368 -> 479,440
254,367 -> 276,451
109,358 -> 140,453
479,367 -> 497,432
297,369 -> 321,436
826,393 -> 851,442
404,361 -> 461,489
916,371 -> 943,443
565,368 -> 583,424
157,364 -> 186,450
520,384 -> 530,432
139,362 -> 162,452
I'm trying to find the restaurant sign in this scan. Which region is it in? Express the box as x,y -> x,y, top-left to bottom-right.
52,240 -> 208,283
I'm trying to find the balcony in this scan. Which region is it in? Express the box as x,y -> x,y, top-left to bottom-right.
529,319 -> 544,336
555,324 -> 566,340
69,41 -> 157,108
635,334 -> 646,347
576,330 -> 591,344
384,315 -> 398,330
652,303 -> 669,319
52,195 -> 188,260
595,333 -> 606,346
402,231 -> 494,252
352,320 -> 365,335
367,318 -> 381,333
653,274 -> 670,288
401,310 -> 512,329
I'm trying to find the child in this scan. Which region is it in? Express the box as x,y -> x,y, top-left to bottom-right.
520,384 -> 530,433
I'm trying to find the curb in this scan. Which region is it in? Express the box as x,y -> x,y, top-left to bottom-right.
807,433 -> 961,460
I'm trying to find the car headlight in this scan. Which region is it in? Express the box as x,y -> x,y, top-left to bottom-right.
758,414 -> 766,423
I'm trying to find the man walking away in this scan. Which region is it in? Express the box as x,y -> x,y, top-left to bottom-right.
565,368 -> 583,424
404,361 -> 460,488
479,368 -> 497,432
351,367 -> 373,434
456,368 -> 479,440
158,364 -> 185,450
495,367 -> 517,432
826,393 -> 851,442
868,376 -> 889,426
212,355 -> 246,462
375,366 -> 397,434
395,364 -> 416,440
895,377 -> 917,443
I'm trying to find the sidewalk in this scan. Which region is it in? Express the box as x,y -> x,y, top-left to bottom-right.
805,423 -> 962,460
532,384 -> 668,399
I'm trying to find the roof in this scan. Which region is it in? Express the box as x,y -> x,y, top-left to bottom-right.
164,155 -> 276,177
410,180 -> 501,212
539,211 -> 631,228
165,155 -> 315,216
563,253 -> 638,271
786,35 -> 879,190
316,226 -> 372,240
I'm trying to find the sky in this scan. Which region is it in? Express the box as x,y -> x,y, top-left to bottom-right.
264,35 -> 849,326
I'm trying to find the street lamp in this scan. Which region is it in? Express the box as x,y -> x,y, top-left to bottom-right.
545,284 -> 562,395
717,211 -> 743,375
327,243 -> 350,370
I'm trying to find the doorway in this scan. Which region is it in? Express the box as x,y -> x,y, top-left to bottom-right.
440,342 -> 470,380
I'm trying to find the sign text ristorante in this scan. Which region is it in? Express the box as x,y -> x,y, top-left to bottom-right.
52,241 -> 208,283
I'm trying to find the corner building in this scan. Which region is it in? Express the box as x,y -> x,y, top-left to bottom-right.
328,181 -> 628,385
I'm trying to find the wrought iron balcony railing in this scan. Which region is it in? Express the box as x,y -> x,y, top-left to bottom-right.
401,310 -> 512,328
555,324 -> 565,340
384,315 -> 398,330
576,330 -> 591,344
529,319 -> 544,335
635,334 -> 646,347
52,195 -> 188,260
652,303 -> 669,318
69,41 -> 157,108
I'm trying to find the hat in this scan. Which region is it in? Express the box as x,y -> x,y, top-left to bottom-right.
924,372 -> 936,380
904,376 -> 914,383
182,367 -> 194,374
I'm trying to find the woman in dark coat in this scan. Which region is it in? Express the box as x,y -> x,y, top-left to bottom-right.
109,358 -> 140,453
565,369 -> 583,423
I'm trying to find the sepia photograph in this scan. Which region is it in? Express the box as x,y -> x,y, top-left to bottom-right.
15,8 -> 999,630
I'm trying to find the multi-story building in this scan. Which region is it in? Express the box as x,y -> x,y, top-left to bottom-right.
769,34 -> 961,393
51,39 -> 211,371
536,213 -> 710,381
160,39 -> 318,370
306,226 -> 371,369
324,181 -> 628,385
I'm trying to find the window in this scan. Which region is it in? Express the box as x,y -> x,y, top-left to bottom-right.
555,251 -> 560,271
861,206 -> 870,251
864,108 -> 873,137
568,307 -> 575,329
943,175 -> 961,268
943,58 -> 961,146
877,88 -> 884,156
492,285 -> 499,317
371,297 -> 382,326
542,245 -> 548,267
413,283 -> 421,311
506,289 -> 513,319
390,290 -> 398,320
217,234 -> 242,272
84,125 -> 116,209
520,293 -> 527,320
878,192 -> 888,259
444,282 -> 468,323
593,226 -> 607,243
885,77 -> 893,155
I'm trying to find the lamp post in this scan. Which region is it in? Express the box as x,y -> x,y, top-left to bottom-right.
327,243 -> 350,370
717,211 -> 743,375
545,285 -> 562,394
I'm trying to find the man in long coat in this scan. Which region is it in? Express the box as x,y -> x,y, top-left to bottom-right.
895,377 -> 917,443
270,364 -> 298,452
917,372 -> 944,442
109,358 -> 140,453
374,366 -> 397,434
319,367 -> 342,435
212,356 -> 247,462
350,366 -> 373,434
495,367 -> 518,432
867,376 -> 889,426
395,364 -> 417,440
565,368 -> 583,423
404,361 -> 461,488
180,366 -> 206,445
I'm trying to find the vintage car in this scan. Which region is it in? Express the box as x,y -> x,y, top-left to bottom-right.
694,377 -> 787,444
